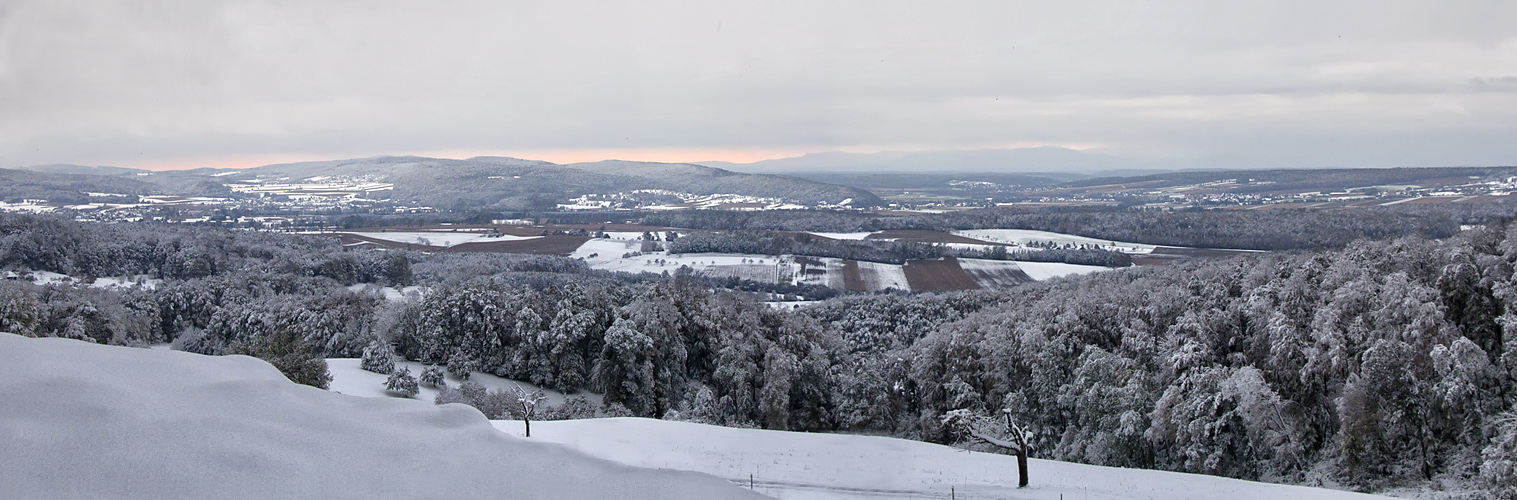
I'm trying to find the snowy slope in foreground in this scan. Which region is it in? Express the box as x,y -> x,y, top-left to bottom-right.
0,334 -> 762,500
493,418 -> 1396,500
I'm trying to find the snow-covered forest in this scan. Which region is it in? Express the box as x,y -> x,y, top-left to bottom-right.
2,212 -> 1516,497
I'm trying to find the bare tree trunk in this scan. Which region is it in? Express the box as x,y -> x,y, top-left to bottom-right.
524,418 -> 531,438
1016,448 -> 1028,487
1418,424 -> 1429,480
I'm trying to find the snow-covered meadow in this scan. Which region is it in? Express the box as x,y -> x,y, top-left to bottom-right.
999,260 -> 1110,281
950,229 -> 1157,253
0,334 -> 759,500
322,342 -> 1398,500
571,238 -> 791,279
6,270 -> 162,289
494,418 -> 1398,500
342,231 -> 539,247
855,260 -> 911,290
806,232 -> 875,240
327,357 -> 603,408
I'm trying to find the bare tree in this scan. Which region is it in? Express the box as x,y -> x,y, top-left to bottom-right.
941,408 -> 1031,487
512,384 -> 548,437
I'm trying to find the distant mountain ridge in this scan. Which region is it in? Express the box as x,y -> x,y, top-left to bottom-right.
0,168 -> 166,204
235,156 -> 879,209
16,164 -> 151,176
7,156 -> 881,209
700,147 -> 1147,174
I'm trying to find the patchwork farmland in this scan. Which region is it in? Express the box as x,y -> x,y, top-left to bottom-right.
319,225 -> 1256,293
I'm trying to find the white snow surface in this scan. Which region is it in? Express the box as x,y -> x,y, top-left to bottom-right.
492,417 -> 1397,500
0,334 -> 760,500
21,270 -> 72,285
88,274 -> 162,290
1013,261 -> 1112,281
956,258 -> 1113,282
806,232 -> 875,240
951,229 -> 1156,253
601,231 -> 650,240
573,238 -> 787,278
346,283 -> 425,301
327,357 -> 603,408
5,270 -> 160,289
343,231 -> 539,247
856,261 -> 909,291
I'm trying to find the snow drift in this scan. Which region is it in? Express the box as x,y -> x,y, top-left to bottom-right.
0,334 -> 762,500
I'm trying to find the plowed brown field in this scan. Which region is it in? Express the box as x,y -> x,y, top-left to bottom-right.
902,257 -> 981,291
840,260 -> 866,291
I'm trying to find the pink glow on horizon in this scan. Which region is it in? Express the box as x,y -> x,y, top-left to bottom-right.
105,143 -> 1098,171
107,149 -> 810,171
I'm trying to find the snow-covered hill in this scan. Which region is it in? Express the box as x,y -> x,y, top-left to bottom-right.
492,418 -> 1399,500
236,155 -> 881,208
0,334 -> 762,500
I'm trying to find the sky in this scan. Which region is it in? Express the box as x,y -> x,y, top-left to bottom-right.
2,0 -> 1515,171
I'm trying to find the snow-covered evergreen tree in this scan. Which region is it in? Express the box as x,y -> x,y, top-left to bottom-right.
446,351 -> 476,380
595,317 -> 655,416
419,365 -> 446,388
360,339 -> 395,375
1483,412 -> 1517,500
384,366 -> 418,398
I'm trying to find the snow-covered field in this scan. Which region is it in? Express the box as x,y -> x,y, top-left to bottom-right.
346,283 -> 426,301
571,238 -> 646,269
0,200 -> 57,213
492,418 -> 1397,500
602,231 -> 654,240
807,232 -> 874,240
88,274 -> 163,289
0,334 -> 758,500
327,357 -> 603,408
572,238 -> 790,283
5,334 -> 1401,500
568,236 -> 1105,291
343,231 -> 538,247
8,270 -> 162,290
856,260 -> 910,291
951,229 -> 1157,253
1006,260 -> 1111,281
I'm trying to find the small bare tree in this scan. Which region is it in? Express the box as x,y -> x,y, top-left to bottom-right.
512,384 -> 548,437
941,408 -> 1031,487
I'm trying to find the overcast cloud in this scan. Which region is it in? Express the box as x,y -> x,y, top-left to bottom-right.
2,0 -> 1515,170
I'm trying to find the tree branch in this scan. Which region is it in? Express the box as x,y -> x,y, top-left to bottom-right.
965,426 -> 1024,453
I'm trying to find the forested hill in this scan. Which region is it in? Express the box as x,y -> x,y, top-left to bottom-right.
563,160 -> 880,206
270,156 -> 877,208
5,156 -> 880,210
1064,166 -> 1517,192
0,168 -> 168,204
